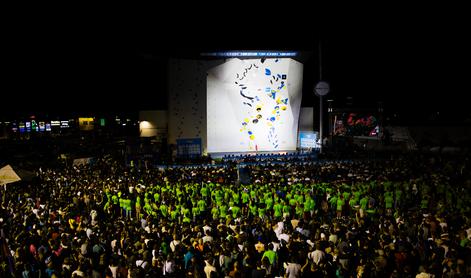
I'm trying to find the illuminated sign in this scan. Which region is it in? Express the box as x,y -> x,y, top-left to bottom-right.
19,122 -> 25,133
299,131 -> 320,149
201,51 -> 298,57
51,121 -> 60,127
31,120 -> 38,131
60,121 -> 69,128
39,121 -> 45,131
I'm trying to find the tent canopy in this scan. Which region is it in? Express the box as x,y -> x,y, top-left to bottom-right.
0,165 -> 22,185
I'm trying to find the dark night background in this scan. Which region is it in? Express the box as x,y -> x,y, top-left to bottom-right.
3,11 -> 470,125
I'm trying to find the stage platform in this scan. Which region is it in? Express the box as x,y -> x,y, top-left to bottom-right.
209,150 -> 318,160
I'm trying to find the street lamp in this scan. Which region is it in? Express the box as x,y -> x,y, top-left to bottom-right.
314,81 -> 330,153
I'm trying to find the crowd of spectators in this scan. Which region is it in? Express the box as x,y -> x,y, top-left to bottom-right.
0,153 -> 470,277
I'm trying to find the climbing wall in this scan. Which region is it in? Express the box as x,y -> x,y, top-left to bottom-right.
168,59 -> 223,154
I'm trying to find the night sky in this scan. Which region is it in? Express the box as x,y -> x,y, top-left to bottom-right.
3,14 -> 470,124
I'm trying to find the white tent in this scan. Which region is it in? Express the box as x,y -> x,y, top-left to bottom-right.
0,165 -> 22,185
